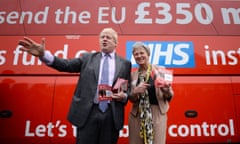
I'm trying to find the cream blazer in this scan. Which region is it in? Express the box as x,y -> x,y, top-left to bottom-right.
129,65 -> 174,116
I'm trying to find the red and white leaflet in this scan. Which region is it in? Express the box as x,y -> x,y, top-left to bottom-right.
113,78 -> 128,93
151,67 -> 173,87
98,84 -> 112,101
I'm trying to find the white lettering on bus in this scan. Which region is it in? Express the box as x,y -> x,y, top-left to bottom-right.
25,120 -> 67,137
135,2 -> 213,25
98,7 -> 126,24
221,8 -> 240,24
25,119 -> 235,138
55,6 -> 91,24
204,45 -> 240,66
0,50 -> 7,65
168,119 -> 235,137
15,44 -> 97,66
130,43 -> 191,66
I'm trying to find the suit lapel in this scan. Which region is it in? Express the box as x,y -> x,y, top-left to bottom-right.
113,55 -> 122,82
93,53 -> 102,81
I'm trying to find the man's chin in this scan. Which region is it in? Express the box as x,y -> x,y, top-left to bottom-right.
101,47 -> 114,53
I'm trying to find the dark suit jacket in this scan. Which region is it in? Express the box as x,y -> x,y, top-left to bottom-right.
49,52 -> 131,130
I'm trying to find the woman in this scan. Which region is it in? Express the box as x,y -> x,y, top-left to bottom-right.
128,41 -> 174,144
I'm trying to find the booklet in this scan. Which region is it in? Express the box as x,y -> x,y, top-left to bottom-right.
98,84 -> 113,101
112,78 -> 128,93
151,67 -> 173,87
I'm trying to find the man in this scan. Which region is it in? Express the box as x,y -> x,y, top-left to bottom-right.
18,28 -> 132,144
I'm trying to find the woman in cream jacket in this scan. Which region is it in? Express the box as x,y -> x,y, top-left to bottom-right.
128,42 -> 174,144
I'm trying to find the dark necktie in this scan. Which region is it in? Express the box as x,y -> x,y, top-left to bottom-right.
99,54 -> 109,112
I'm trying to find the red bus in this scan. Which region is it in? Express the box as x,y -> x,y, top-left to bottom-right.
0,0 -> 239,143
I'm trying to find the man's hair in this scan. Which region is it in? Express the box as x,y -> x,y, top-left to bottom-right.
100,28 -> 118,44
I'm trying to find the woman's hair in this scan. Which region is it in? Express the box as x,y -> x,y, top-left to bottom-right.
132,41 -> 150,56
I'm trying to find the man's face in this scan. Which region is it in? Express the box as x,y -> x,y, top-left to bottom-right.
99,30 -> 117,53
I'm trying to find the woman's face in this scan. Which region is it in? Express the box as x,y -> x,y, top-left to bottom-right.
133,47 -> 149,66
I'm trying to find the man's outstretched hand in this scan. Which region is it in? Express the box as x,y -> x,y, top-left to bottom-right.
18,37 -> 45,57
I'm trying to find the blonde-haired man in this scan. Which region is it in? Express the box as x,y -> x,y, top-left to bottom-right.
18,28 -> 132,144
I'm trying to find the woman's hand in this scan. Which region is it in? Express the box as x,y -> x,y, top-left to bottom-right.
133,82 -> 150,95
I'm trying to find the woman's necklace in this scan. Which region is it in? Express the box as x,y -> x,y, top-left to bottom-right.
138,64 -> 152,82
138,63 -> 154,144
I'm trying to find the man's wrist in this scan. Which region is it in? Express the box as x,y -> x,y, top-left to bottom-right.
39,51 -> 54,65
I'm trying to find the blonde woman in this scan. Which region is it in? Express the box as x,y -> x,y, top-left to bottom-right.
128,41 -> 174,144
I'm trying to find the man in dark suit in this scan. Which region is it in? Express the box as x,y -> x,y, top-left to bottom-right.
18,28 -> 132,144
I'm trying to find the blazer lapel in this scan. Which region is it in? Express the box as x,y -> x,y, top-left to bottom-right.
132,71 -> 139,87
